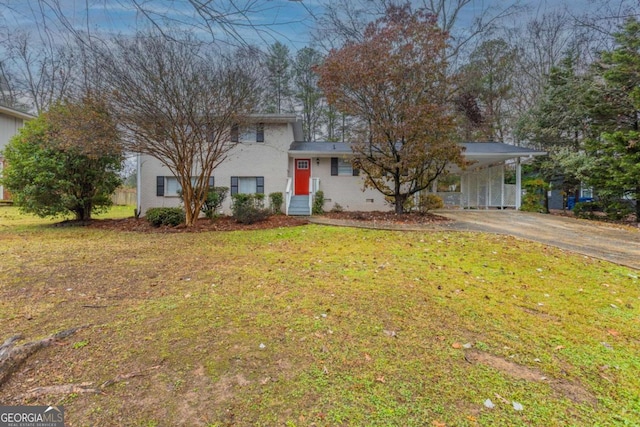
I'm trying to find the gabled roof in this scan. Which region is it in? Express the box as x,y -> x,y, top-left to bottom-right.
0,104 -> 35,121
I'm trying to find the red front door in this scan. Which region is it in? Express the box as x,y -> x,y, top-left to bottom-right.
294,159 -> 311,195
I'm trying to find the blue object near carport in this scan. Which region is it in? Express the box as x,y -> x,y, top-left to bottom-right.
567,197 -> 594,210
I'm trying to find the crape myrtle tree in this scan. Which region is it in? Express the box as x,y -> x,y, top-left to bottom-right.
316,3 -> 465,214
1,96 -> 122,220
98,32 -> 260,227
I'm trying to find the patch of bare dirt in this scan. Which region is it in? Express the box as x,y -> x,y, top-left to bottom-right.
464,349 -> 597,406
321,210 -> 450,225
74,211 -> 448,233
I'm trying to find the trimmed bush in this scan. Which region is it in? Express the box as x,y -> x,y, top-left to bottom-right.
145,207 -> 185,227
417,194 -> 444,214
231,193 -> 270,224
521,178 -> 549,213
202,187 -> 229,219
269,192 -> 283,214
313,190 -> 325,215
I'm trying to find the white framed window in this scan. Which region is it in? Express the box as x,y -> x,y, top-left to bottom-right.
337,158 -> 352,175
231,176 -> 264,195
297,160 -> 309,170
165,177 -> 181,197
331,157 -> 359,176
580,186 -> 593,198
231,123 -> 265,143
157,176 -> 214,197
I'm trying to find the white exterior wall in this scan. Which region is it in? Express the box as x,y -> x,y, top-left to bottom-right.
139,121 -> 294,215
0,112 -> 28,200
292,156 -> 387,212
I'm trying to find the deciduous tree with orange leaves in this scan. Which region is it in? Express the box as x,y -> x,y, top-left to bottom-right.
316,3 -> 465,214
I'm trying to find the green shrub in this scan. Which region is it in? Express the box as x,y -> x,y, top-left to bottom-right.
202,187 -> 229,219
313,190 -> 325,215
231,193 -> 270,224
521,178 -> 549,213
269,192 -> 283,215
417,194 -> 444,214
330,202 -> 344,213
602,198 -> 633,221
145,207 -> 185,227
179,186 -> 228,219
573,201 -> 600,219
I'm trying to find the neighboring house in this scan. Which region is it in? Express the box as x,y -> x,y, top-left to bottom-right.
0,104 -> 35,201
138,114 -> 546,216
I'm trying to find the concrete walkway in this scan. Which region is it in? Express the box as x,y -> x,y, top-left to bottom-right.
310,210 -> 640,270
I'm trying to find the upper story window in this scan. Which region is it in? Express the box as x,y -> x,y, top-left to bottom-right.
231,123 -> 265,143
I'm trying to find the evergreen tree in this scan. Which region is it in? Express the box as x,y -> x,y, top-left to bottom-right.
584,18 -> 640,221
265,41 -> 292,114
293,47 -> 324,141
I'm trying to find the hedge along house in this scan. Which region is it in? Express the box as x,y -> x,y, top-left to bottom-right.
138,114 -> 546,216
0,104 -> 35,201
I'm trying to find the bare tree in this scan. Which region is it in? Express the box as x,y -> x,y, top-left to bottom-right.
97,32 -> 260,227
314,0 -> 524,60
1,30 -> 75,113
23,0 -> 314,48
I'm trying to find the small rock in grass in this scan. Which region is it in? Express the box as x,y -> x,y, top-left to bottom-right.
259,343 -> 266,349
484,399 -> 495,409
512,401 -> 524,411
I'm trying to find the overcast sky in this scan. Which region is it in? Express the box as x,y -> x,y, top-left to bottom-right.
0,0 -> 637,50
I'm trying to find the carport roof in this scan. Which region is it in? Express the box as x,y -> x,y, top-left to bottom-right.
289,141 -> 546,162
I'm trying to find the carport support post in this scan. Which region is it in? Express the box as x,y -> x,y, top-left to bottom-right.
515,157 -> 522,210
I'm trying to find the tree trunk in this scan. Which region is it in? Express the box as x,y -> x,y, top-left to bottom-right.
74,201 -> 92,221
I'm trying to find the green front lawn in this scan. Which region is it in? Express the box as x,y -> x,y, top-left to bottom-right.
0,208 -> 638,426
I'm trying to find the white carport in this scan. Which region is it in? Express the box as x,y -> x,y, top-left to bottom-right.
443,142 -> 546,209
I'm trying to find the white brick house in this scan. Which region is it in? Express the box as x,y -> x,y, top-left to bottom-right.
138,114 -> 545,216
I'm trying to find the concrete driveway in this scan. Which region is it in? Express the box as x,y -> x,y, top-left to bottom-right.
436,210 -> 640,270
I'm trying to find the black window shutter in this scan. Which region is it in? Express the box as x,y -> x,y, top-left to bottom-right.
156,176 -> 165,196
256,123 -> 265,142
231,176 -> 238,195
231,125 -> 239,142
353,167 -> 360,176
331,158 -> 338,176
256,177 -> 264,194
208,176 -> 214,188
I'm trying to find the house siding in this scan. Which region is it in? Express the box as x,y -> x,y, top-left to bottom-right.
0,111 -> 30,201
294,157 -> 387,212
139,121 -> 294,215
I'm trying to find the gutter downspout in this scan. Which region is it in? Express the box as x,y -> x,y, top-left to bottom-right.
515,157 -> 522,210
136,153 -> 142,218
